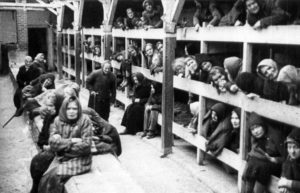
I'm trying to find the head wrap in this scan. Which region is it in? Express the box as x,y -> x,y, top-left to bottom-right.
210,103 -> 227,121
235,72 -> 264,96
286,128 -> 300,147
256,59 -> 278,80
143,0 -> 154,9
224,57 -> 242,81
248,112 -> 266,131
133,72 -> 145,83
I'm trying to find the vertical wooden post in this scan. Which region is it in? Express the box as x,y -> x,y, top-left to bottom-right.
67,33 -> 71,79
103,25 -> 112,60
161,35 -> 176,156
47,27 -> 54,71
197,40 -> 208,165
141,39 -> 146,68
74,30 -> 81,84
56,5 -> 64,79
81,29 -> 86,86
238,42 -> 253,193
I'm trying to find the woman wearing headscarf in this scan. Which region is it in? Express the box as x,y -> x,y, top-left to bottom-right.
142,0 -> 163,29
38,96 -> 93,193
256,58 -> 300,84
223,56 -> 243,82
242,112 -> 285,193
244,0 -> 290,30
121,72 -> 151,135
201,103 -> 228,139
32,53 -> 48,74
205,107 -> 241,157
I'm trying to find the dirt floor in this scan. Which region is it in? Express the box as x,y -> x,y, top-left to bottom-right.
0,75 -> 37,193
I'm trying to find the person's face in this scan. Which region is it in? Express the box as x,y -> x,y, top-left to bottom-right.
246,0 -> 260,14
156,42 -> 163,52
145,45 -> 154,56
127,9 -> 134,18
44,78 -> 53,88
260,66 -> 277,80
25,58 -> 33,68
133,76 -> 139,84
250,125 -> 265,139
186,59 -> 198,75
117,21 -> 124,28
150,84 -> 155,94
287,143 -> 300,160
66,101 -> 78,120
103,63 -> 111,74
175,65 -> 185,76
212,71 -> 226,85
129,48 -> 137,57
95,47 -> 101,55
231,111 -> 240,129
45,99 -> 56,115
145,3 -> 152,11
201,61 -> 212,72
211,111 -> 218,122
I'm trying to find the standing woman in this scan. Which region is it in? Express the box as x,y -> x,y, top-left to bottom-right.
121,72 -> 151,135
38,96 -> 93,193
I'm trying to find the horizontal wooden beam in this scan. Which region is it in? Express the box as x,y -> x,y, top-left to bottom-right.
0,2 -> 58,8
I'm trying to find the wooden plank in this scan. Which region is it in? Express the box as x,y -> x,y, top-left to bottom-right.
82,28 -> 105,36
197,96 -> 206,165
57,32 -> 63,79
75,31 -> 81,84
112,29 -> 165,39
35,0 -> 57,15
161,37 -> 176,156
242,43 -> 252,72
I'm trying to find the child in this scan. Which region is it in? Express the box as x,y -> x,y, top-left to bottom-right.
278,128 -> 300,193
243,112 -> 285,193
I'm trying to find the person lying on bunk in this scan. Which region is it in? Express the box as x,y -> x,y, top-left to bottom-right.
114,17 -> 126,30
14,56 -> 41,116
208,66 -> 239,94
235,72 -> 299,106
244,0 -> 290,30
278,128 -> 300,193
193,0 -> 222,31
120,72 -> 151,135
136,81 -> 162,139
242,112 -> 285,193
219,0 -> 246,26
142,0 -> 163,30
124,8 -> 141,30
37,96 -> 93,193
205,107 -> 241,157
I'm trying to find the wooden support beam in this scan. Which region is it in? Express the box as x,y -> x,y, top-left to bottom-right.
242,43 -> 253,72
47,27 -> 54,71
197,96 -> 206,165
103,34 -> 112,60
161,36 -> 176,156
35,0 -> 57,15
57,32 -> 63,79
99,0 -> 118,29
161,0 -> 185,33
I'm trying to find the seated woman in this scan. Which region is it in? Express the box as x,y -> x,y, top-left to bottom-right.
278,128 -> 300,193
149,52 -> 163,75
38,96 -> 93,193
193,0 -> 222,31
243,112 -> 285,193
200,103 -> 228,138
139,82 -> 162,139
121,72 -> 151,135
142,0 -> 163,29
143,43 -> 155,69
124,8 -> 141,30
205,107 -> 241,157
244,0 -> 290,30
256,58 -> 300,84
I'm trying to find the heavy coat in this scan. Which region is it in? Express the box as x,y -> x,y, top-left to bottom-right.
247,0 -> 289,28
121,78 -> 151,134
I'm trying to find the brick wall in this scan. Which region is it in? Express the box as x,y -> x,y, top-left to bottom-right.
0,11 -> 17,44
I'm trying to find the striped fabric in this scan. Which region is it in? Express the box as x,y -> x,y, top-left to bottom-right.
49,114 -> 93,176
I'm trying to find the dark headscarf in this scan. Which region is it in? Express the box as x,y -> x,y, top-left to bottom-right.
235,72 -> 264,96
232,107 -> 241,118
224,57 -> 242,81
59,96 -> 82,124
133,72 -> 145,83
286,128 -> 300,147
195,53 -> 212,70
143,0 -> 154,9
248,112 -> 266,132
210,103 -> 227,121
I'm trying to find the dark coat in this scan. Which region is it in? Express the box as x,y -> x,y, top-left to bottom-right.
247,0 -> 289,28
219,0 -> 245,26
16,65 -> 40,88
121,79 -> 151,134
281,157 -> 300,192
142,7 -> 163,28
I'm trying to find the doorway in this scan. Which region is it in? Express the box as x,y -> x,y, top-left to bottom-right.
28,28 -> 47,59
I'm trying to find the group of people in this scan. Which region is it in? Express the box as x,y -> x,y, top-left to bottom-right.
114,0 -> 300,32
14,56 -> 121,193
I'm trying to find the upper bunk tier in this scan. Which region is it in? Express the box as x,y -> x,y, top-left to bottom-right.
111,25 -> 300,45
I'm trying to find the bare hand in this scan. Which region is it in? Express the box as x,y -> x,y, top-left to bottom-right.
278,177 -> 292,189
247,93 -> 260,99
194,24 -> 200,32
253,21 -> 262,30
